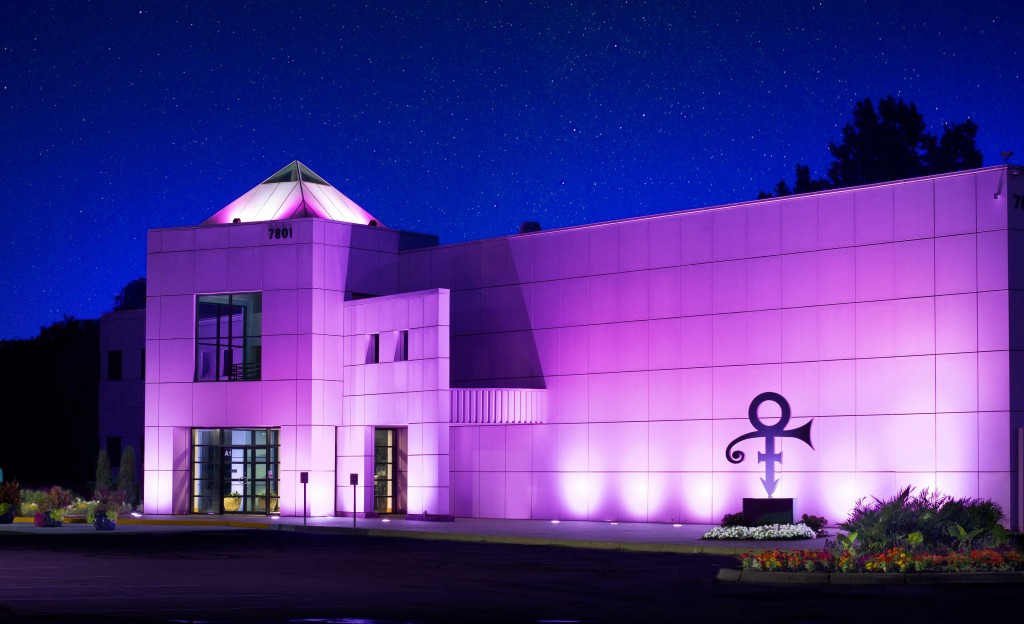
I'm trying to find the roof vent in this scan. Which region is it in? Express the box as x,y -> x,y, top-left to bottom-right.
232,218 -> 241,224
518,221 -> 542,234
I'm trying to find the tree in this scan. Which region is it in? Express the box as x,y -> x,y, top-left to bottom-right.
925,119 -> 983,174
119,446 -> 138,507
95,449 -> 112,496
759,96 -> 982,197
0,317 -> 99,491
113,277 -> 147,311
793,163 -> 832,194
828,96 -> 932,186
759,163 -> 830,198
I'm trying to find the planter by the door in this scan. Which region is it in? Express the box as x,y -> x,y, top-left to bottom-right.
255,497 -> 279,513
33,512 -> 62,528
0,509 -> 14,524
223,496 -> 241,512
94,515 -> 117,531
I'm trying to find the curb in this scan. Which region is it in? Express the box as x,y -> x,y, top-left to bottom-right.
5,516 -> 808,557
118,518 -> 273,530
716,568 -> 1024,585
19,516 -> 763,555
276,523 -> 759,555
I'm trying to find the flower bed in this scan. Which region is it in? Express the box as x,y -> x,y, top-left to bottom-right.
741,547 -> 1024,573
703,523 -> 817,540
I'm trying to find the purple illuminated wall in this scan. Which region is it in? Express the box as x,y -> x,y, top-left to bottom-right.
144,218 -> 433,515
144,165 -> 1023,529
394,166 -> 1022,526
336,289 -> 451,517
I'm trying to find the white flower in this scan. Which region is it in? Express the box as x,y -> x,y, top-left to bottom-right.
702,523 -> 816,540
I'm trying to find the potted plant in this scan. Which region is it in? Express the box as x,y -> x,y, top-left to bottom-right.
88,489 -> 125,530
0,481 -> 20,524
34,486 -> 72,528
223,491 -> 242,512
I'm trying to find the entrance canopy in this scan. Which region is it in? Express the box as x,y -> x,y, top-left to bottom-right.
203,161 -> 382,226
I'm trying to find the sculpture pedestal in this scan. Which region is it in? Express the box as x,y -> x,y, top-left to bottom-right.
743,498 -> 794,525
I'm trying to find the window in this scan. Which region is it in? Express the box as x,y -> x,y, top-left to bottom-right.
366,333 -> 380,364
374,428 -> 407,514
196,293 -> 262,381
108,350 -> 123,380
191,428 -> 279,515
395,330 -> 409,362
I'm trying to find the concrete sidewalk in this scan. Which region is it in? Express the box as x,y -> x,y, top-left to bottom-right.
3,514 -> 834,556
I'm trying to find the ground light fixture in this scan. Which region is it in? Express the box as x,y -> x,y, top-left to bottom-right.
673,524 -> 682,527
131,512 -> 142,518
550,520 -> 560,524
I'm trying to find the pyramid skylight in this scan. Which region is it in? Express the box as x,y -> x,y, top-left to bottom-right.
203,161 -> 382,226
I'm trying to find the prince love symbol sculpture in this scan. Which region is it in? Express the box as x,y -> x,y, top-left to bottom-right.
724,392 -> 814,497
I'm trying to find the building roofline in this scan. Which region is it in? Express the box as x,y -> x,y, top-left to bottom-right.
398,164 -> 1022,253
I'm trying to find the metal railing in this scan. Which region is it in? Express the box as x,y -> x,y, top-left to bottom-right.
228,362 -> 261,381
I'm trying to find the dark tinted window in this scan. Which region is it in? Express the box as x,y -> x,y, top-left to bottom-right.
108,350 -> 123,380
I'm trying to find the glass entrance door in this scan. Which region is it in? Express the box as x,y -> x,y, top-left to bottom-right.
373,428 -> 407,514
222,445 -> 278,514
192,428 -> 279,515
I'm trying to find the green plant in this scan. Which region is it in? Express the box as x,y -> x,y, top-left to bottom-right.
95,449 -> 112,496
840,486 -> 1007,553
88,489 -> 125,523
0,481 -> 21,515
721,512 -> 746,527
907,530 -> 924,550
119,446 -> 138,507
38,486 -> 73,513
948,523 -> 985,552
20,489 -> 49,506
838,531 -> 858,556
800,513 -> 828,536
68,498 -> 91,515
989,524 -> 1012,549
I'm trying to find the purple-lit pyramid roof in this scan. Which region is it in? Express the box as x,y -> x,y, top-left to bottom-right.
203,161 -> 382,226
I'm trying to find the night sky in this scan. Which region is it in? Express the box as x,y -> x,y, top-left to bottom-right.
1,1 -> 1021,339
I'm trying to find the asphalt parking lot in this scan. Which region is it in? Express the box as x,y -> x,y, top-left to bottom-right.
0,528 -> 1019,623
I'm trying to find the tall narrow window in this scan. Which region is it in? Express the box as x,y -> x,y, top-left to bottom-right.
374,428 -> 406,514
395,330 -> 409,362
196,293 -> 262,381
108,350 -> 123,380
365,333 -> 380,364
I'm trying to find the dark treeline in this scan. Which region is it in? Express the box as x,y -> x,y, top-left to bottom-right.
0,318 -> 99,494
760,96 -> 983,198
